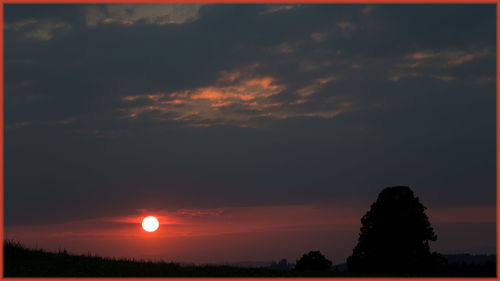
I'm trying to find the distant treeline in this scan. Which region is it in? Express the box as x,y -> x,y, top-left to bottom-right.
4,241 -> 496,277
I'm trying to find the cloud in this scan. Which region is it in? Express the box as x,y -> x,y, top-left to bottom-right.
388,47 -> 494,82
85,4 -> 203,26
388,72 -> 421,82
258,5 -> 297,15
5,18 -> 71,40
433,75 -> 455,82
119,66 -> 352,127
296,75 -> 336,97
405,48 -> 492,67
267,42 -> 297,54
176,208 -> 225,217
119,66 -> 285,127
311,31 -> 328,42
4,18 -> 38,30
24,21 -> 71,40
337,20 -> 356,31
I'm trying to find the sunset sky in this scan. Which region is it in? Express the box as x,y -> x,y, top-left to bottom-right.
4,4 -> 496,264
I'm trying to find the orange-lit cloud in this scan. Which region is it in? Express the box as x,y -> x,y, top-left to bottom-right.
391,48 -> 493,81
448,53 -> 477,65
296,75 -> 336,97
405,48 -> 492,67
408,52 -> 435,60
119,65 -> 352,127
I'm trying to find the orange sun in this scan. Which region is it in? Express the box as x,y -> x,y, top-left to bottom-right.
142,216 -> 159,232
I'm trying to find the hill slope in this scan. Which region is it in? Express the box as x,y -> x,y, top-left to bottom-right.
4,241 -> 338,277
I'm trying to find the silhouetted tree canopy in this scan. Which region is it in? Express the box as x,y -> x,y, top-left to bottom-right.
295,251 -> 332,271
347,186 -> 444,274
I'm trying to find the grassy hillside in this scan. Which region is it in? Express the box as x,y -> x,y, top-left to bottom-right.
4,241 -> 344,277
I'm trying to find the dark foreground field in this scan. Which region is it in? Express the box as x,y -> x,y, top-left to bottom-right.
4,241 -> 496,277
4,242 -> 346,277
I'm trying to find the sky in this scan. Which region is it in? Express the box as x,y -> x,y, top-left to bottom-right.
4,4 -> 496,264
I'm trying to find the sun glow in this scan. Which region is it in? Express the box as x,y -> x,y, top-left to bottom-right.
142,216 -> 159,232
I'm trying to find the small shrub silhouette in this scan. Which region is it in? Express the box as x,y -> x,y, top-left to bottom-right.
295,251 -> 332,271
270,258 -> 291,270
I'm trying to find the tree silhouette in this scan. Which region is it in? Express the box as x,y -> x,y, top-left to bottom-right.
347,186 -> 444,274
295,251 -> 332,271
270,259 -> 291,270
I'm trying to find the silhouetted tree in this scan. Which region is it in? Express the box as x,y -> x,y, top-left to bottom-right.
295,251 -> 332,271
347,186 -> 444,274
270,259 -> 291,270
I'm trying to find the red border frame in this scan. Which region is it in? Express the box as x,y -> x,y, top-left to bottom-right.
0,0 -> 497,3
497,2 -> 499,280
0,1 -> 497,280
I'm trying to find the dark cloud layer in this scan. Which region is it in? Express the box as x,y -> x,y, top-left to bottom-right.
5,4 -> 496,226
